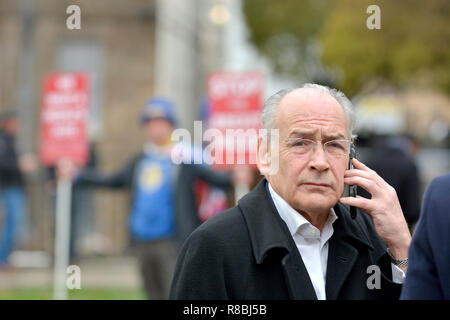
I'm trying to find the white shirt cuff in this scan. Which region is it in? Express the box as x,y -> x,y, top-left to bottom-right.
391,263 -> 406,284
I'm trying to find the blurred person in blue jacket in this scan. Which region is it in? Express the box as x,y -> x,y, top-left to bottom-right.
58,97 -> 236,299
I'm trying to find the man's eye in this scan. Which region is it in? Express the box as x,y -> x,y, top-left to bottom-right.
328,142 -> 342,148
328,141 -> 346,150
293,140 -> 307,147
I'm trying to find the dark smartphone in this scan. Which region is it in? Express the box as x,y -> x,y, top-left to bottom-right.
349,144 -> 357,219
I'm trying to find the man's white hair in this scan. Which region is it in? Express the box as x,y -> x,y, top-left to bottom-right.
262,83 -> 357,141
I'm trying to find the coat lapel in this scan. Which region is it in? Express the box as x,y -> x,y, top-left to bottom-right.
325,232 -> 359,300
238,179 -> 317,300
325,203 -> 374,300
281,249 -> 318,300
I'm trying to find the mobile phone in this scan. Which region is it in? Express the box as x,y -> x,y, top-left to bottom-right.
349,144 -> 357,219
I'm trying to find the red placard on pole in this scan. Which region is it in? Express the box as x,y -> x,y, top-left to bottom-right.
206,71 -> 264,168
39,72 -> 90,300
39,72 -> 90,167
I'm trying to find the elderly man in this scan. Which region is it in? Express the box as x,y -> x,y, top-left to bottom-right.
169,84 -> 411,300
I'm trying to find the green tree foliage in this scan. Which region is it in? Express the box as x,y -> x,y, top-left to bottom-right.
243,0 -> 450,96
243,0 -> 332,79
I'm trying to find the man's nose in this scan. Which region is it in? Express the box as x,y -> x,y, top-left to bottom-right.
309,144 -> 330,171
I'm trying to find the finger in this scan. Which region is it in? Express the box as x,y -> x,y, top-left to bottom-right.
343,176 -> 377,195
345,168 -> 373,180
345,169 -> 384,190
352,158 -> 374,172
339,196 -> 372,213
350,159 -> 386,186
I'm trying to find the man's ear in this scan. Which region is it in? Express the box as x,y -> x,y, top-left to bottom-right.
257,134 -> 271,176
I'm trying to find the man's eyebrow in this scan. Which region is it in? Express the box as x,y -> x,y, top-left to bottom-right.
323,133 -> 346,140
287,130 -> 347,140
288,129 -> 317,138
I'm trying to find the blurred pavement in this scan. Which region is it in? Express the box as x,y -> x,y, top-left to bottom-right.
0,255 -> 140,291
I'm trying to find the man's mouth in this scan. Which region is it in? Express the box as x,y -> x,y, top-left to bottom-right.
303,182 -> 331,188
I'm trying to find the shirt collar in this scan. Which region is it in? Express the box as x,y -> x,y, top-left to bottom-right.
267,182 -> 338,238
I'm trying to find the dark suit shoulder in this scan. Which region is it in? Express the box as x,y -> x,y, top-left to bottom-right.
400,174 -> 450,300
420,173 -> 450,238
425,174 -> 450,207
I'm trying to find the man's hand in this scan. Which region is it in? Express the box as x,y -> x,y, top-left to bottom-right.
19,153 -> 38,174
56,159 -> 79,181
340,158 -> 411,270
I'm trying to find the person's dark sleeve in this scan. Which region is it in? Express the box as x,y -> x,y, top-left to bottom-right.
188,164 -> 232,189
401,163 -> 421,225
170,227 -> 229,299
0,138 -> 19,173
400,179 -> 445,300
76,155 -> 138,189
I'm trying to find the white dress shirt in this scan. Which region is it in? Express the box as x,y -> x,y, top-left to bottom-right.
268,182 -> 405,300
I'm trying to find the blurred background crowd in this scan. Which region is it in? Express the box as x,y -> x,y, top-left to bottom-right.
0,0 -> 448,299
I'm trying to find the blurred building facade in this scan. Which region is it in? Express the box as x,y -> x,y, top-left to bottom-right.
0,0 -> 226,256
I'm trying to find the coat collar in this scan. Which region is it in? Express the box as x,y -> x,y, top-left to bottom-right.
237,178 -> 292,265
238,178 -> 374,263
238,178 -> 377,299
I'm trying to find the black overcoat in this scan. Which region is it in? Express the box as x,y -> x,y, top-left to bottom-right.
170,179 -> 402,300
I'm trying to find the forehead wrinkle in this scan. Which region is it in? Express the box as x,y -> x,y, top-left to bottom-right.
287,108 -> 344,121
288,126 -> 346,140
287,116 -> 346,133
283,110 -> 346,130
281,107 -> 348,139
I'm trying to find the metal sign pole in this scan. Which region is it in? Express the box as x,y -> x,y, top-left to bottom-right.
53,177 -> 72,300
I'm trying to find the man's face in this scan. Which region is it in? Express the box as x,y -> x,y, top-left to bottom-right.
266,89 -> 349,216
144,118 -> 174,146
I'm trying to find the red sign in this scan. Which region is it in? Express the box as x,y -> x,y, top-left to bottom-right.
206,71 -> 264,167
39,72 -> 90,166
